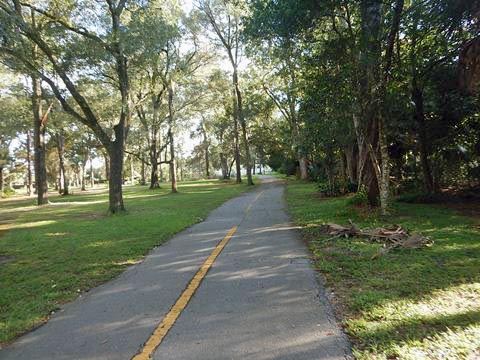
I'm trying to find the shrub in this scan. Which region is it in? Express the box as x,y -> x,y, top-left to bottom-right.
1,188 -> 15,198
347,186 -> 368,206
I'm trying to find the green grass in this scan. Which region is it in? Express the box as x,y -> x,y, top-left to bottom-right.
285,181 -> 480,359
0,179 -> 253,345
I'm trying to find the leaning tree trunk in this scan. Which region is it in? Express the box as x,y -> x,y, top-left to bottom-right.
232,92 -> 242,183
32,75 -> 48,205
56,132 -> 69,195
234,69 -> 253,185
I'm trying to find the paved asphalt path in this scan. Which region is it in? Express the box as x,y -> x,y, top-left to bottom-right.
1,176 -> 350,360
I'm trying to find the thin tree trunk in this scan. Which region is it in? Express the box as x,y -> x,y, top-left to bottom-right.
200,119 -> 210,178
233,68 -> 253,185
26,130 -> 33,196
0,166 -> 3,195
232,91 -> 242,183
168,83 -> 177,193
90,154 -> 94,188
56,132 -> 69,195
81,154 -> 87,191
141,157 -> 146,185
31,74 -> 48,205
130,155 -> 134,185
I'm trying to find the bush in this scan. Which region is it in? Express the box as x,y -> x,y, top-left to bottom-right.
318,181 -> 341,197
1,188 -> 16,198
347,186 -> 368,206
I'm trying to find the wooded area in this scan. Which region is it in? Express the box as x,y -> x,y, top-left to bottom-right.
1,1 -> 479,358
1,0 -> 479,215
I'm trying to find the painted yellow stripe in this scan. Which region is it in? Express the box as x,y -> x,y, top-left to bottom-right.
132,225 -> 238,360
245,190 -> 264,214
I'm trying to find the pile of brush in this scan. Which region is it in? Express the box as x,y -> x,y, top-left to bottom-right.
320,220 -> 433,258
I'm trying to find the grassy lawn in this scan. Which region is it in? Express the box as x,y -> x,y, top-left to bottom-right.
0,179 -> 252,345
286,181 -> 480,359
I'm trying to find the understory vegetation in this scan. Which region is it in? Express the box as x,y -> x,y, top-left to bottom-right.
0,179 -> 251,345
286,181 -> 480,359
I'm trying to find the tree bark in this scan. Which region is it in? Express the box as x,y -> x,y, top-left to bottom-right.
107,143 -> 125,213
0,166 -> 3,195
140,157 -> 146,185
90,154 -> 94,188
232,90 -> 242,183
26,130 -> 33,196
81,153 -> 87,191
56,132 -> 69,195
412,84 -> 434,192
104,153 -> 110,183
220,152 -> 229,179
201,121 -> 210,178
233,68 -> 253,185
31,75 -> 48,205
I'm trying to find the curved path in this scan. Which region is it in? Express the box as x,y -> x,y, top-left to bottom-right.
1,176 -> 350,360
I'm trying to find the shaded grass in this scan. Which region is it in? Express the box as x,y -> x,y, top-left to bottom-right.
0,180 -> 252,345
285,181 -> 480,359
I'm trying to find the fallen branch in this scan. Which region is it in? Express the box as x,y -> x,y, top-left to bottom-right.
320,220 -> 433,258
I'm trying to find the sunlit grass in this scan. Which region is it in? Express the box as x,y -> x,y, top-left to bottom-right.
286,181 -> 480,359
0,179 -> 253,345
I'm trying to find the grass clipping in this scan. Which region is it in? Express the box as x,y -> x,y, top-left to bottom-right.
321,220 -> 433,258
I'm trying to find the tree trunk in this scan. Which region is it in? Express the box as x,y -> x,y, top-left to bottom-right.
141,158 -> 146,185
412,85 -> 434,192
220,152 -> 229,179
32,75 -> 48,205
26,130 -> 33,196
0,166 -> 3,195
130,155 -> 134,185
233,92 -> 242,183
81,155 -> 87,191
107,143 -> 125,213
168,83 -> 177,193
56,132 -> 69,195
104,153 -> 110,183
357,0 -> 384,208
378,117 -> 390,215
344,144 -> 358,184
234,68 -> 253,185
90,154 -> 94,188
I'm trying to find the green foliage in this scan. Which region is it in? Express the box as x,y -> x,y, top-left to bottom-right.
1,188 -> 16,198
347,186 -> 368,206
286,181 -> 480,359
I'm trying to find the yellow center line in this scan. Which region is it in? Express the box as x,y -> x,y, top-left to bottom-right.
132,189 -> 264,360
132,226 -> 237,360
245,190 -> 264,214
